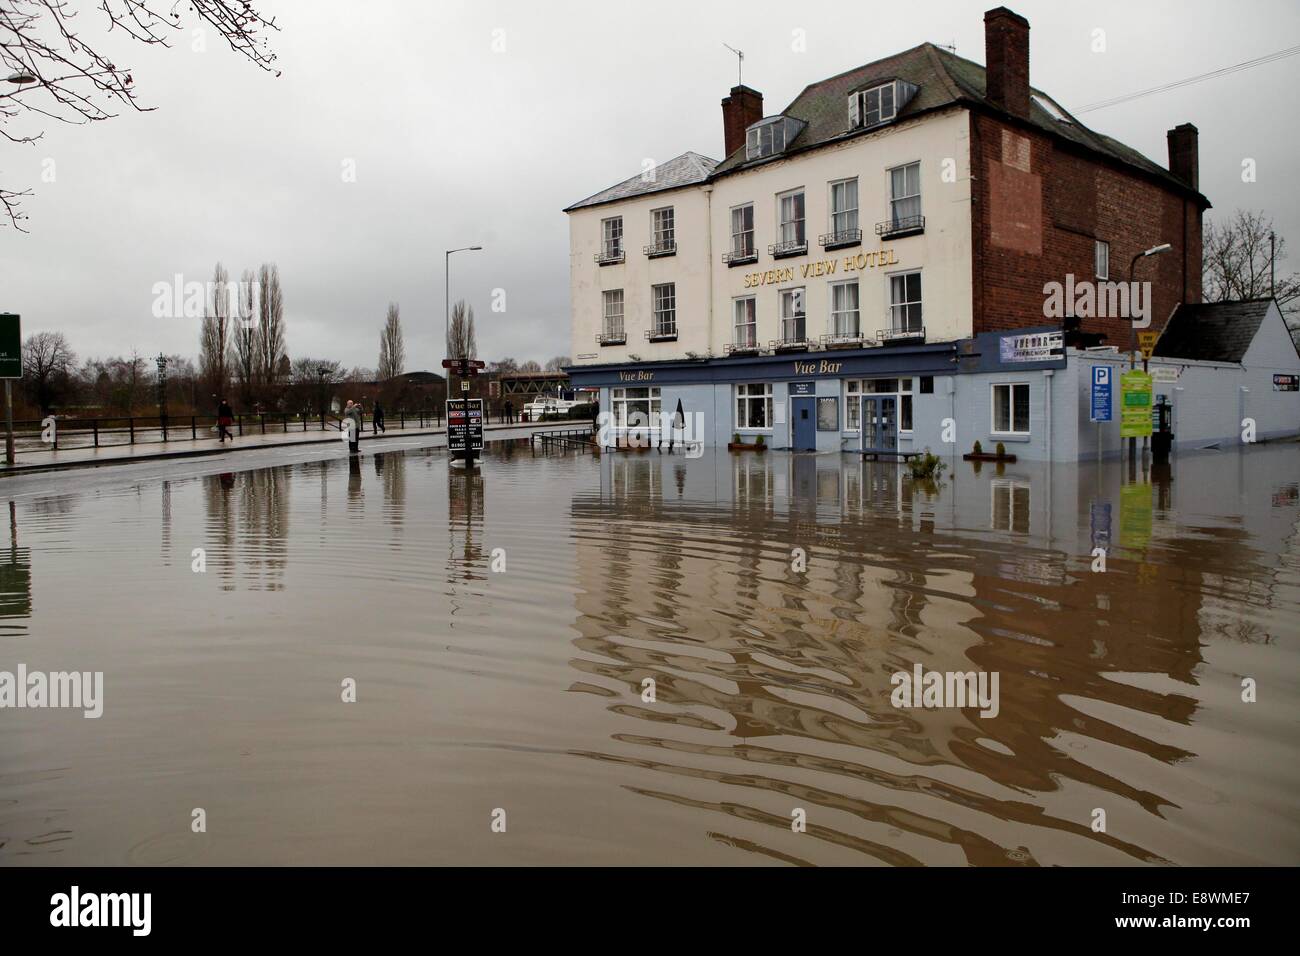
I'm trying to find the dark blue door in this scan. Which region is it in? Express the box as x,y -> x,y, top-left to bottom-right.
791,397 -> 816,450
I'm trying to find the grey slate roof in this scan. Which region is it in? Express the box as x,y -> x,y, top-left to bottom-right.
1154,300 -> 1274,363
564,151 -> 717,212
708,43 -> 1208,205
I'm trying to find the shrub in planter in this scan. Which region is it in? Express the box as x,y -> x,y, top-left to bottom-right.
972,440 -> 983,456
995,442 -> 1006,458
755,434 -> 765,446
733,433 -> 740,445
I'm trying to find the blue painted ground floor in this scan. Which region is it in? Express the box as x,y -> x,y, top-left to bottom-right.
568,326 -> 1300,462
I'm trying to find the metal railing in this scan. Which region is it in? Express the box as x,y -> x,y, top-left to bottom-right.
8,408 -> 446,453
644,326 -> 677,342
820,329 -> 866,348
722,247 -> 758,266
594,248 -> 625,265
596,330 -> 627,346
876,324 -> 925,344
876,214 -> 925,238
643,239 -> 676,258
819,228 -> 862,249
768,238 -> 808,258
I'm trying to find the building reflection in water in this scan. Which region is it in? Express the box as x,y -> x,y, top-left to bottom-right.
446,469 -> 485,585
566,447 -> 1300,865
0,501 -> 32,636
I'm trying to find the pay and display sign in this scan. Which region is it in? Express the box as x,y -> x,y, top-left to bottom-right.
1120,369 -> 1153,439
1090,365 -> 1113,422
0,314 -> 21,379
446,398 -> 483,453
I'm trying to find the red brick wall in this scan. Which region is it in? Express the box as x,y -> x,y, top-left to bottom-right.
970,111 -> 1203,347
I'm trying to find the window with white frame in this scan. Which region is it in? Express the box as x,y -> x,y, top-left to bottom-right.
1095,239 -> 1109,279
651,283 -> 676,336
889,162 -> 921,226
844,380 -> 862,430
779,287 -> 805,343
889,271 -> 923,333
830,178 -> 858,236
735,383 -> 773,430
602,289 -> 624,337
853,82 -> 897,127
778,189 -> 806,247
900,376 -> 913,432
830,280 -> 860,338
731,203 -> 755,257
992,382 -> 1031,435
601,216 -> 623,258
652,207 -> 674,249
991,478 -> 1031,533
612,386 -> 661,431
733,296 -> 757,348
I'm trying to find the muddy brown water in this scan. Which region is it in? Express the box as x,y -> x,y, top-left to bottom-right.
2,441 -> 1297,865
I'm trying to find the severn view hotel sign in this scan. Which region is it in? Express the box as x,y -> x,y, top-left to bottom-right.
743,247 -> 899,288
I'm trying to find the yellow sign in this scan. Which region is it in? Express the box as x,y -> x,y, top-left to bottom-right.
1137,330 -> 1158,359
1120,369 -> 1153,438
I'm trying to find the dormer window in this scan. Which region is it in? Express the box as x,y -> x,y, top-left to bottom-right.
745,115 -> 807,161
848,79 -> 919,130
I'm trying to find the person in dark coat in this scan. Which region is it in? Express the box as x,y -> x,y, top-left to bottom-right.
373,401 -> 386,433
217,398 -> 235,443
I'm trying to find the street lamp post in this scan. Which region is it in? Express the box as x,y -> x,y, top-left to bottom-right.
156,353 -> 168,441
317,364 -> 331,427
1126,242 -> 1172,462
444,245 -> 483,361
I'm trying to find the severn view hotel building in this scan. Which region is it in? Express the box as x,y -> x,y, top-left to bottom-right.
564,7 -> 1299,459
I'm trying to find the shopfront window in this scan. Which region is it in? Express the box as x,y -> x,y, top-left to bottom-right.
612,386 -> 662,432
735,383 -> 773,430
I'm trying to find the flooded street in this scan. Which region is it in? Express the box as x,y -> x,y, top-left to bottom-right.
2,440 -> 1298,866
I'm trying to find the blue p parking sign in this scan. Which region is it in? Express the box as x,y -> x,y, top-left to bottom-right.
1090,365 -> 1113,423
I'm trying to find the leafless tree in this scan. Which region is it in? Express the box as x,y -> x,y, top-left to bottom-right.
233,268 -> 257,403
21,329 -> 75,413
447,299 -> 476,361
377,302 -> 404,380
518,360 -> 542,373
200,261 -> 231,398
491,357 -> 519,374
1203,210 -> 1300,326
257,262 -> 286,387
0,0 -> 280,229
544,355 -> 571,371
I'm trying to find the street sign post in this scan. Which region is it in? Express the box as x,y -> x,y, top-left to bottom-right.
446,397 -> 484,467
1,313 -> 22,466
1137,330 -> 1159,362
1120,369 -> 1153,439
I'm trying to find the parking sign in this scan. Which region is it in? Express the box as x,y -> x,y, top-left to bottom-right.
1090,365 -> 1112,422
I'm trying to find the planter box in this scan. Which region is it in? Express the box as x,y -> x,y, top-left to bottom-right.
727,442 -> 768,452
962,452 -> 1018,463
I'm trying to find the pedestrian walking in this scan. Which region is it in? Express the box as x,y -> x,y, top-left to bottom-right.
373,400 -> 386,433
217,397 -> 235,443
344,399 -> 363,454
504,400 -> 514,424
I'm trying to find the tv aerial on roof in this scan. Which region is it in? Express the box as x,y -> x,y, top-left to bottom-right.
723,43 -> 744,86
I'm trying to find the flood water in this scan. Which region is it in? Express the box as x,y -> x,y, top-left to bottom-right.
2,439 -> 1298,866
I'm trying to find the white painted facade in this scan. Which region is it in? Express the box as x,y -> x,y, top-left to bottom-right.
568,107 -> 974,366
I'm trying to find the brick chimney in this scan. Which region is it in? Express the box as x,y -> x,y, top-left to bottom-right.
1167,123 -> 1199,191
984,7 -> 1030,119
722,85 -> 763,157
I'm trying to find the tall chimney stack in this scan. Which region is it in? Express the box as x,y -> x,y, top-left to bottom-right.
1167,123 -> 1199,191
722,85 -> 763,158
984,7 -> 1030,119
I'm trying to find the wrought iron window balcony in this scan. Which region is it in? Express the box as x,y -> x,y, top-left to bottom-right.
645,327 -> 678,342
875,215 -> 925,239
876,324 -> 926,345
594,248 -> 625,265
819,228 -> 862,250
768,238 -> 808,259
770,336 -> 810,353
820,330 -> 866,349
596,330 -> 626,346
725,340 -> 762,356
722,248 -> 758,267
643,239 -> 677,258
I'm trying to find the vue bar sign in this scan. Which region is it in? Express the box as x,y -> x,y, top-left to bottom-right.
1090,365 -> 1113,422
0,314 -> 21,379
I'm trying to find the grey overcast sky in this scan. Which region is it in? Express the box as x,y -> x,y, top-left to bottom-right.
2,0 -> 1298,372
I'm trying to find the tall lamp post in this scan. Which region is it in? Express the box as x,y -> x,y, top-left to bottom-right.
445,245 -> 483,361
155,353 -> 168,441
1126,242 -> 1171,462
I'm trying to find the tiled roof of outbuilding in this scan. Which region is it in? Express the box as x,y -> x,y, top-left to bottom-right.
1154,299 -> 1274,363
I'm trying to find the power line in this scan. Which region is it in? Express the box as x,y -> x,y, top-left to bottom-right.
1074,44 -> 1300,114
